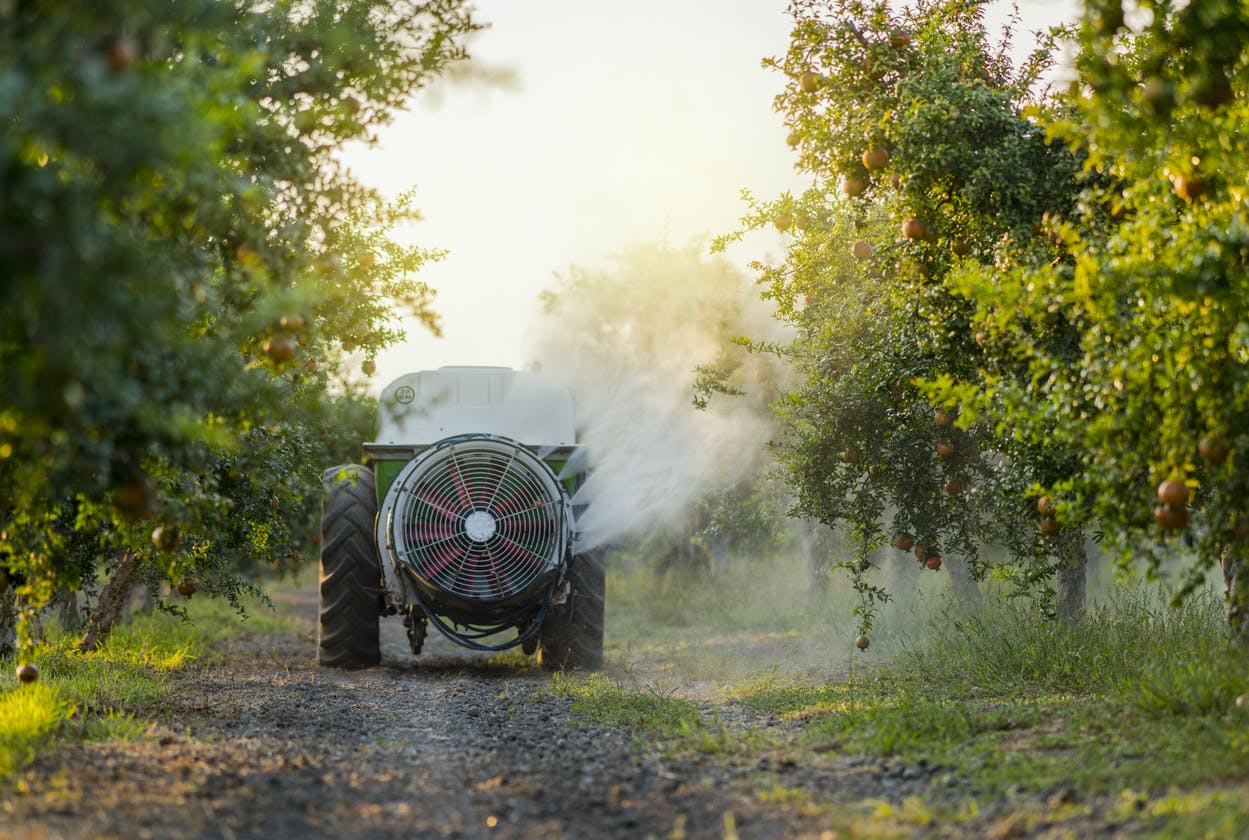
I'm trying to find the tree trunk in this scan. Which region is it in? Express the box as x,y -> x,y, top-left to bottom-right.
79,551 -> 142,653
942,554 -> 982,606
1223,546 -> 1249,645
1055,531 -> 1087,621
128,582 -> 155,614
798,519 -> 836,601
0,587 -> 16,657
56,585 -> 83,632
706,533 -> 730,577
886,549 -> 921,604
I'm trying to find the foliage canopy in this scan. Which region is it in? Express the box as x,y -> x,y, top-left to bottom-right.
0,0 -> 477,645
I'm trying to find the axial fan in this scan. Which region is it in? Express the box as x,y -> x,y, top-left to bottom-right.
378,436 -> 570,614
320,367 -> 602,668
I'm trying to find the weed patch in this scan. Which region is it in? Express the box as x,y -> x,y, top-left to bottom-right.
597,576 -> 1249,836
547,671 -> 705,735
0,683 -> 74,779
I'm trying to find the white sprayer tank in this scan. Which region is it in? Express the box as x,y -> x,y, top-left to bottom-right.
374,366 -> 576,448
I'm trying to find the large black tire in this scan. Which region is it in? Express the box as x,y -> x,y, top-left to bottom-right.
538,551 -> 605,671
318,465 -> 381,669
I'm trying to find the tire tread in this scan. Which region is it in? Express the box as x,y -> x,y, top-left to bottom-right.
538,551 -> 605,671
318,465 -> 381,669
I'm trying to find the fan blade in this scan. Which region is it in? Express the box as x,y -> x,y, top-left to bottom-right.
408,524 -> 457,542
406,486 -> 459,520
423,541 -> 466,578
446,453 -> 474,511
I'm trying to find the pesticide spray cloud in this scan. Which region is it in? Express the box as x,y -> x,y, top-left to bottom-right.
527,241 -> 786,553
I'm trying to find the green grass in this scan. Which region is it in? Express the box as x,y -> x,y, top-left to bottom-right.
543,670 -> 766,757
608,548 -> 875,641
0,683 -> 75,779
545,670 -> 716,754
0,583 -> 297,785
724,588 -> 1249,834
548,671 -> 704,733
574,559 -> 1249,836
603,546 -> 982,688
604,553 -> 875,686
896,588 -> 1249,700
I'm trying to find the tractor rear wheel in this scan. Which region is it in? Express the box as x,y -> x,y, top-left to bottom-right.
318,465 -> 381,669
538,551 -> 605,671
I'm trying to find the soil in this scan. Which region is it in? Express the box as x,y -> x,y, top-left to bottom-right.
2,584 -> 1142,840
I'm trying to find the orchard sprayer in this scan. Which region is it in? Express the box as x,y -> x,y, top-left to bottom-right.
318,366 -> 603,670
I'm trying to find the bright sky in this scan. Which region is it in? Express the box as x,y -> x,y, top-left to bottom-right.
343,0 -> 1080,386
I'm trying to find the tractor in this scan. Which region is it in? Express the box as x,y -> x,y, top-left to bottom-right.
318,366 -> 603,670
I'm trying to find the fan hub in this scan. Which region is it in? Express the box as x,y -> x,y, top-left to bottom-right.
463,510 -> 497,543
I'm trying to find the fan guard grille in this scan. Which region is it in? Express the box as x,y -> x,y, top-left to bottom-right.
385,438 -> 567,605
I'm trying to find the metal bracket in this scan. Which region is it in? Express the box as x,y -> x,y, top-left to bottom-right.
403,608 -> 427,656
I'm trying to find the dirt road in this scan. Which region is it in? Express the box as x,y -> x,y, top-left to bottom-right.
4,582 -> 1143,840
2,584 -> 829,840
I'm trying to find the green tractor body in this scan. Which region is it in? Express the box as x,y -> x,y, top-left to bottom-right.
318,366 -> 603,670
